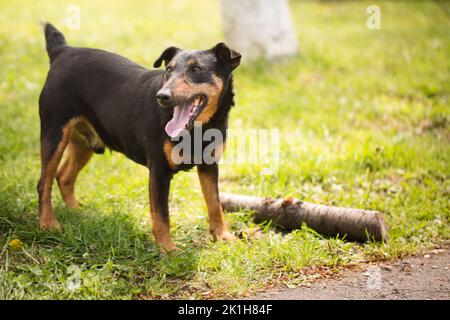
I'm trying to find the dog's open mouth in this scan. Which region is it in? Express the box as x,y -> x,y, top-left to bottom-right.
165,95 -> 207,138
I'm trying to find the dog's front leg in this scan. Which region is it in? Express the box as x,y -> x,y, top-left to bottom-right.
149,165 -> 178,252
197,163 -> 235,241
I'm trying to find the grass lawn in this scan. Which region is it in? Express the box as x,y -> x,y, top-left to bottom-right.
0,0 -> 449,299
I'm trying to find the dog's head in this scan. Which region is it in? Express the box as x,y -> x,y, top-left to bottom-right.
153,43 -> 241,138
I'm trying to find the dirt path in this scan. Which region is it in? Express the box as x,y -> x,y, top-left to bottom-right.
250,248 -> 449,300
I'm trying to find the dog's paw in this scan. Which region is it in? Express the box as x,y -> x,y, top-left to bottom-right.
158,240 -> 181,254
39,219 -> 62,232
67,201 -> 81,209
211,229 -> 236,242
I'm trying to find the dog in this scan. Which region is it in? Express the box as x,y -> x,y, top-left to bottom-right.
37,23 -> 241,252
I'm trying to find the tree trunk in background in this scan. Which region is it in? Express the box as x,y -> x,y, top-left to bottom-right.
220,193 -> 390,243
220,0 -> 299,62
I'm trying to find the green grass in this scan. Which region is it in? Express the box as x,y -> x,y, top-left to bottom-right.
0,0 -> 449,299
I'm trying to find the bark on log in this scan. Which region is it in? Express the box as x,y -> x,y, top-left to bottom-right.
220,193 -> 389,243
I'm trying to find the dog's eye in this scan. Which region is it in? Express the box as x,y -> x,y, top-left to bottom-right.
192,66 -> 201,73
166,67 -> 173,74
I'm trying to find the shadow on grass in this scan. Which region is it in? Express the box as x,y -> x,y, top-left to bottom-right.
0,187 -> 203,298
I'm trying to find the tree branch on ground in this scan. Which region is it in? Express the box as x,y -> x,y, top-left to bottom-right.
220,193 -> 389,243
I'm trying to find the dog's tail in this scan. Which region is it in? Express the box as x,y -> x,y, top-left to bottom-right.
41,22 -> 67,63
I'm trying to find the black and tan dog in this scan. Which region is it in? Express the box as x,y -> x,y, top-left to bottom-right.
38,23 -> 241,252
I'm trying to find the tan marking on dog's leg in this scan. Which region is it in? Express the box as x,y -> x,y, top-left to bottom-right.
149,171 -> 178,252
150,203 -> 178,253
151,214 -> 179,253
56,139 -> 93,208
38,123 -> 74,231
197,166 -> 235,241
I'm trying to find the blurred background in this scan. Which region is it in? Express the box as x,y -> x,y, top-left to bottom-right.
0,0 -> 448,299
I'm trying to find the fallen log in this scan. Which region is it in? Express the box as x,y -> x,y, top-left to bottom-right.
220,193 -> 389,243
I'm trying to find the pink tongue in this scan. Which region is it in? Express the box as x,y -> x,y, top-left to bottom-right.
165,105 -> 193,138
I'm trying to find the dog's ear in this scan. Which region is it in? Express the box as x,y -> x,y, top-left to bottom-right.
212,42 -> 241,71
153,46 -> 180,68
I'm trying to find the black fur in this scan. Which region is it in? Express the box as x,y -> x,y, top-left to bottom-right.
38,23 -> 240,248
153,46 -> 180,68
41,23 -> 237,168
43,22 -> 67,62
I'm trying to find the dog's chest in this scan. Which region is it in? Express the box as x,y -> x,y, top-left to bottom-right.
163,136 -> 226,171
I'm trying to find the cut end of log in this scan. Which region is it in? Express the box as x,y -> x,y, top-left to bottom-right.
374,212 -> 390,244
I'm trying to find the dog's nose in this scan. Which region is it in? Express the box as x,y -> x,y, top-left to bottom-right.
156,89 -> 172,104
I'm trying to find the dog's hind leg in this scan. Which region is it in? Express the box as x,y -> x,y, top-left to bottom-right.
37,119 -> 74,231
56,138 -> 93,209
56,119 -> 103,208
